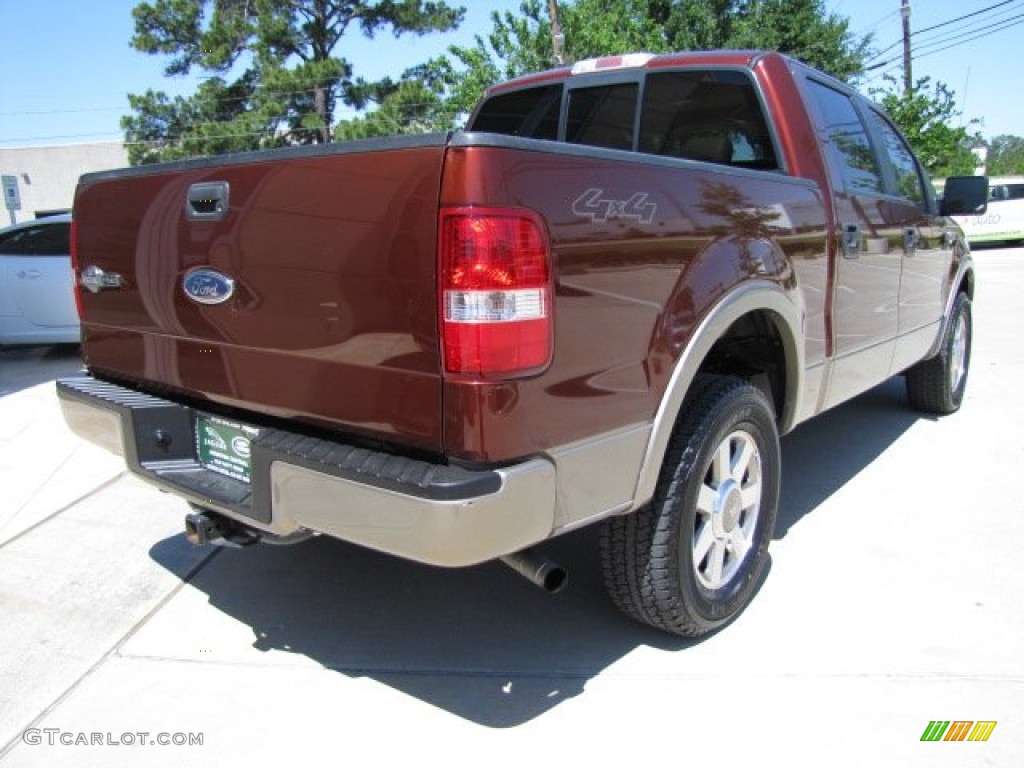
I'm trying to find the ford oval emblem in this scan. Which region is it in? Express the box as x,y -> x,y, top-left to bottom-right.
183,268 -> 235,305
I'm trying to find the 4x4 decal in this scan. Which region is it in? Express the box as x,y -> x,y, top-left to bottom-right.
572,188 -> 657,225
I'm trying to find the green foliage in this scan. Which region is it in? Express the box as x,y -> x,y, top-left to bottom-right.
986,135 -> 1024,176
124,0 -> 463,163
439,0 -> 871,120
334,58 -> 460,139
873,75 -> 980,178
727,0 -> 869,80
122,75 -> 269,165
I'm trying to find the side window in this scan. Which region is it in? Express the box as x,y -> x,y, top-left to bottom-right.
565,83 -> 638,151
470,85 -> 562,141
992,183 -> 1024,201
20,222 -> 70,256
868,110 -> 926,206
639,70 -> 778,169
0,230 -> 25,255
806,80 -> 883,195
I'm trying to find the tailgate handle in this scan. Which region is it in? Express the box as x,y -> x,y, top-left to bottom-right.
186,182 -> 229,221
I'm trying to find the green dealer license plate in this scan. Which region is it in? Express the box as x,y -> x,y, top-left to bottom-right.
195,414 -> 259,484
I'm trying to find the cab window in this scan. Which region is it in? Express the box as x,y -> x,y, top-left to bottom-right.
867,110 -> 926,206
565,83 -> 638,151
470,85 -> 562,141
806,80 -> 884,195
639,70 -> 778,169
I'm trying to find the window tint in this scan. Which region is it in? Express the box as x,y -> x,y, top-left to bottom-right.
991,183 -> 1024,201
565,83 -> 638,151
0,230 -> 23,255
0,222 -> 70,256
868,111 -> 925,205
807,81 -> 883,195
22,222 -> 70,255
639,70 -> 778,169
470,85 -> 562,140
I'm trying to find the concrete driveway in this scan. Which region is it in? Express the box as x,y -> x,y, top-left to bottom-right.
0,344 -> 82,397
1,248 -> 1022,767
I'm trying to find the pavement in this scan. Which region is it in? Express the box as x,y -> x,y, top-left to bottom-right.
1,247 -> 1022,767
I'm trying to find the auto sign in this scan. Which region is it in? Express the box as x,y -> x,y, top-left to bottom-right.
183,268 -> 235,305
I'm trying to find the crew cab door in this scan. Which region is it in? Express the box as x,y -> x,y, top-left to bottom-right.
860,107 -> 953,373
803,79 -> 901,407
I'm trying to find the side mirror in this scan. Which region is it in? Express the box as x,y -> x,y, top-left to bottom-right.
940,176 -> 989,216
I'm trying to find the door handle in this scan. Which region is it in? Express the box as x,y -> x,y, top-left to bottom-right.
186,181 -> 230,221
841,223 -> 861,258
16,269 -> 42,279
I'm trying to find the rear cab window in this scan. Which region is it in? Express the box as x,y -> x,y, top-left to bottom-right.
566,83 -> 638,151
469,84 -> 562,140
469,67 -> 779,171
639,70 -> 778,169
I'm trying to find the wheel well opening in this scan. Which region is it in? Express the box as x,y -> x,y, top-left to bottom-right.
697,311 -> 787,419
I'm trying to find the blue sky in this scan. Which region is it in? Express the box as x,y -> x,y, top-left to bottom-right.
0,0 -> 1021,147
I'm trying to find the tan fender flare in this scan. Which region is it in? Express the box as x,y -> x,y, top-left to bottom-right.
632,280 -> 805,507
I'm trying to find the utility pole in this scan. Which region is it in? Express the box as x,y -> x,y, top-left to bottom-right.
548,0 -> 566,65
901,0 -> 912,96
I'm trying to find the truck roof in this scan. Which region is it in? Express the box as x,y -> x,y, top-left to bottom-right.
486,50 -> 783,96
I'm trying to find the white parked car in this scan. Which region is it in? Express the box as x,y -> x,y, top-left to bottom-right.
945,176 -> 1024,246
0,213 -> 80,345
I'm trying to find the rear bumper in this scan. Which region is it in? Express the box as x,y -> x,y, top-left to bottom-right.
56,375 -> 556,566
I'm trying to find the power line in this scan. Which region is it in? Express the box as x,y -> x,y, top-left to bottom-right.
865,0 -> 1022,64
861,8 -> 903,35
914,12 -> 1024,56
865,8 -> 1024,71
914,0 -> 1016,36
0,76 -> 418,119
913,15 -> 1024,60
0,100 -> 453,146
911,2 -> 1024,48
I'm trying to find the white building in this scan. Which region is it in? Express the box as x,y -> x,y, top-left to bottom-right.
0,142 -> 129,224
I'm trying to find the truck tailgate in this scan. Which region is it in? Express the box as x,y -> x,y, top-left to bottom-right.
73,137 -> 447,452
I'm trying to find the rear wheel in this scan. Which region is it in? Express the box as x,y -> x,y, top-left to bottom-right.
600,375 -> 779,636
905,292 -> 972,414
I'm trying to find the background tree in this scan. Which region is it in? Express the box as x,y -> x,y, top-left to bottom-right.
986,135 -> 1024,176
873,75 -> 980,178
124,74 -> 262,165
334,58 -> 459,139
123,0 -> 463,164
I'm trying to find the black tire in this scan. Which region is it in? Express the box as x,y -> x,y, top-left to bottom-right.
905,292 -> 972,415
600,375 -> 780,637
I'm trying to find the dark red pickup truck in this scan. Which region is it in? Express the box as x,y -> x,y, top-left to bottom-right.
58,50 -> 986,636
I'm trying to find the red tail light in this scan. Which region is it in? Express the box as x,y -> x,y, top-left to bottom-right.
439,207 -> 553,378
69,218 -> 84,319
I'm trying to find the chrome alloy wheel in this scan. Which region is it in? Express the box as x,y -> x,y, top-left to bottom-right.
949,310 -> 969,393
693,429 -> 762,591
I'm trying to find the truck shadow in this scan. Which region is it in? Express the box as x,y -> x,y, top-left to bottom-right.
149,526 -> 689,728
147,376 -> 919,728
776,376 -> 920,537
